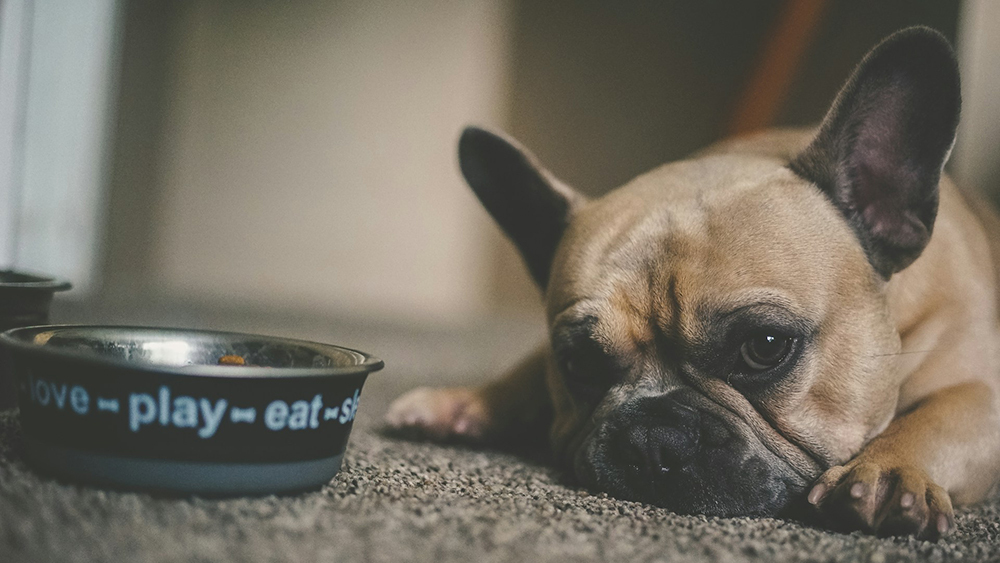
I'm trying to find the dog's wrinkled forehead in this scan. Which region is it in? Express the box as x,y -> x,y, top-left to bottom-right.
546,153 -> 874,334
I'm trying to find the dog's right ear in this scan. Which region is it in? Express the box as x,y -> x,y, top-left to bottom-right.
459,127 -> 584,289
790,27 -> 961,279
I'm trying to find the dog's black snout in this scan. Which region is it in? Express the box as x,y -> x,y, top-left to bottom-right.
615,395 -> 701,475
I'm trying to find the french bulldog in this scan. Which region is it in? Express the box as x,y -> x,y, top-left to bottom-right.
386,27 -> 1000,539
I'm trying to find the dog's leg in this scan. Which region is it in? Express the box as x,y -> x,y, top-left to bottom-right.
385,346 -> 551,443
809,381 -> 1000,539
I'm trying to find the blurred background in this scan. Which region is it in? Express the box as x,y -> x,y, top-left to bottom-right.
1,1 -> 998,371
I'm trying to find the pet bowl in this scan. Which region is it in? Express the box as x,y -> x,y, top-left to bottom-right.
0,270 -> 71,409
0,325 -> 383,495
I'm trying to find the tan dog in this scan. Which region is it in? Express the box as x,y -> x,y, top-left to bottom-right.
387,27 -> 1000,538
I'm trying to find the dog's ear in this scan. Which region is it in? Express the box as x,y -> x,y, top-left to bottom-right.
791,27 -> 960,279
459,127 -> 584,289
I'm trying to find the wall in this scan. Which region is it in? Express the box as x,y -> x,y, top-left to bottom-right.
0,0 -> 121,289
104,0 -> 513,326
953,0 -> 1000,202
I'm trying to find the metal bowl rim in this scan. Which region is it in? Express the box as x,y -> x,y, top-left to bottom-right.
0,324 -> 384,379
0,269 -> 72,291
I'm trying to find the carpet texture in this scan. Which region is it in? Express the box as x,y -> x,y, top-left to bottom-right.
2,306 -> 1000,562
4,408 -> 1000,563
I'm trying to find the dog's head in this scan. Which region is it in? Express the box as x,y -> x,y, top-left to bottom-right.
458,27 -> 960,516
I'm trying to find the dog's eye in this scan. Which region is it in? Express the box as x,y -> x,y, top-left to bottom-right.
740,333 -> 793,370
557,344 -> 619,400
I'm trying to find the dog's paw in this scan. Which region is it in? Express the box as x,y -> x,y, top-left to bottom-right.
807,460 -> 954,539
384,387 -> 491,442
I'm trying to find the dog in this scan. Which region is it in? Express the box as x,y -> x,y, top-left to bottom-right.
386,27 -> 1000,539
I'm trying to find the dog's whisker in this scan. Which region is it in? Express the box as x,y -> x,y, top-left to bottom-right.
868,338 -> 1000,358
867,349 -> 942,358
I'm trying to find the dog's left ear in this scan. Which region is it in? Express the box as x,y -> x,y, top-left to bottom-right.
791,27 -> 961,279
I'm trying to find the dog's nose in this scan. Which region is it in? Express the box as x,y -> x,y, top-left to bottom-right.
615,395 -> 700,475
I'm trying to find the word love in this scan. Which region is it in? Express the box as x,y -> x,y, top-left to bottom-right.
27,376 -> 90,414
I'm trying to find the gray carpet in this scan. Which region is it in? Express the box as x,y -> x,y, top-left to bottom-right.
2,303 -> 1000,562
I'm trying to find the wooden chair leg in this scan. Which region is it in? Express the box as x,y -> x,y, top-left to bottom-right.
727,0 -> 829,137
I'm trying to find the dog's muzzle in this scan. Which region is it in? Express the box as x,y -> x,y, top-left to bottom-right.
611,395 -> 705,477
575,388 -> 808,517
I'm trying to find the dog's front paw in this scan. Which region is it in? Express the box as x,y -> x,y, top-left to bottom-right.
384,387 -> 490,442
808,459 -> 954,539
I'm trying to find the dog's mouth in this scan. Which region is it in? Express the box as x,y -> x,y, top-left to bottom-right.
568,388 -> 814,517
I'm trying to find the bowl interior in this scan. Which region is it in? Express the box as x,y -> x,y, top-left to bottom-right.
2,326 -> 379,375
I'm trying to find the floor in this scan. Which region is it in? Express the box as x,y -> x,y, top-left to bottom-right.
1,299 -> 999,562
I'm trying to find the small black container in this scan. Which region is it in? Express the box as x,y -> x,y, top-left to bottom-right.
0,271 -> 71,408
0,325 -> 383,495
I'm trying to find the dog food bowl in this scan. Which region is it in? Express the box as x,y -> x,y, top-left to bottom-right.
0,270 -> 71,409
0,325 -> 383,495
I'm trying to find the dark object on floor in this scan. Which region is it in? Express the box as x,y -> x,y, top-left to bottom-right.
0,270 -> 71,409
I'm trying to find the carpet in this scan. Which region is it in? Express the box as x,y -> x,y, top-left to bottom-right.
2,303 -> 999,562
